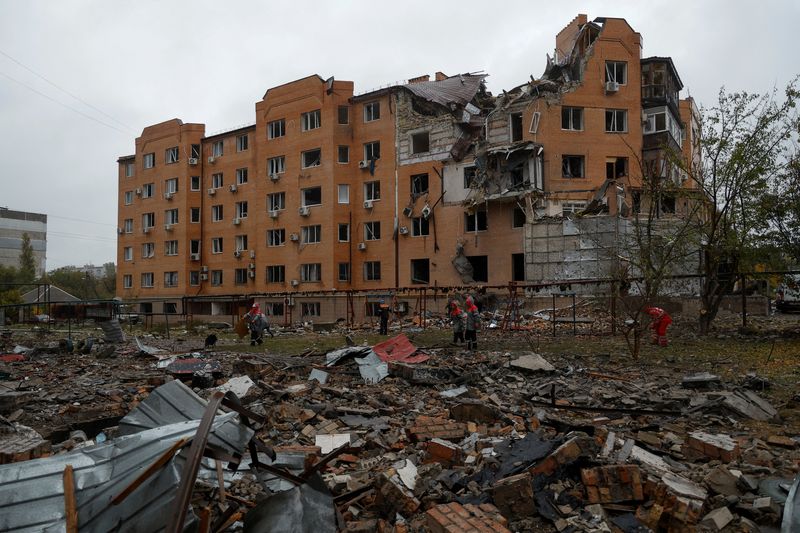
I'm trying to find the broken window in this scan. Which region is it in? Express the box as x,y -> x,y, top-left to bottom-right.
302,186 -> 322,206
338,223 -> 349,242
364,181 -> 380,201
605,109 -> 627,133
411,132 -> 430,154
142,183 -> 154,198
632,191 -> 641,214
466,256 -> 488,282
364,261 -> 381,281
165,178 -> 178,194
142,242 -> 155,258
529,112 -> 541,134
338,145 -> 349,163
190,240 -> 200,254
211,270 -> 223,286
268,156 -> 285,175
660,194 -> 676,215
123,274 -> 132,288
364,221 -> 381,241
301,302 -> 320,317
301,110 -> 321,131
364,101 -> 380,122
412,217 -> 429,236
191,144 -> 200,159
302,225 -> 321,244
338,262 -> 350,282
235,234 -> 248,252
606,157 -> 628,179
141,272 -> 154,288
166,147 -> 179,164
267,302 -> 284,316
562,155 -> 585,178
364,141 -> 380,161
189,271 -> 200,286
124,191 -> 133,205
123,246 -> 133,261
235,201 -> 248,219
212,140 -> 223,157
301,263 -> 321,282
125,162 -> 135,177
123,218 -> 133,233
164,271 -> 178,287
143,153 -> 155,169
236,134 -> 248,152
165,240 -> 178,256
410,258 -> 430,284
463,166 -> 478,188
211,237 -> 223,254
512,253 -> 525,282
268,119 -> 285,139
267,192 -> 285,212
212,205 -> 223,222
267,265 -> 285,283
212,173 -> 223,188
338,105 -> 349,125
142,212 -> 155,229
302,148 -> 321,168
561,107 -> 583,130
267,229 -> 285,247
236,168 -> 248,185
233,268 -> 247,284
465,210 -> 488,232
605,61 -> 627,84
562,202 -> 587,216
510,113 -> 523,142
411,173 -> 429,195
512,207 -> 526,228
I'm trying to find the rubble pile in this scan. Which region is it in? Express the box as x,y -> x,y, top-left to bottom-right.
0,324 -> 797,532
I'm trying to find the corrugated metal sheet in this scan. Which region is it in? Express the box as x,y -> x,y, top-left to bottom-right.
0,380 -> 254,532
0,414 -> 245,532
402,74 -> 486,108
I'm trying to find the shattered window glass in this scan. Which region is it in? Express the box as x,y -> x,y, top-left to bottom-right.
411,173 -> 429,195
302,149 -> 321,168
463,167 -> 477,188
605,61 -> 627,84
561,107 -> 583,131
562,155 -> 585,178
605,109 -> 627,133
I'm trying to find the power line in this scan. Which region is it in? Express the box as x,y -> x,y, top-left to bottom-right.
0,70 -> 130,135
0,48 -> 136,134
48,231 -> 117,243
48,214 -> 117,227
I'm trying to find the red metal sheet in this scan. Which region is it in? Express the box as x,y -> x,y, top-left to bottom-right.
372,334 -> 429,364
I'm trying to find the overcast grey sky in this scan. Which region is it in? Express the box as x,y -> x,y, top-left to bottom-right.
0,0 -> 797,270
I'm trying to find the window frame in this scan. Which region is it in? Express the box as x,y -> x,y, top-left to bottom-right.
267,229 -> 286,247
164,208 -> 178,225
561,155 -> 586,179
337,184 -> 350,204
211,173 -> 223,188
211,205 -> 223,222
143,153 -> 155,169
338,262 -> 350,282
267,265 -> 285,283
338,223 -> 350,242
124,191 -> 133,205
410,258 -> 430,284
165,147 -> 179,164
464,210 -> 488,232
268,192 -> 285,212
411,173 -> 429,196
561,107 -> 584,131
301,109 -> 321,131
235,234 -> 248,252
411,217 -> 430,237
211,270 -> 223,286
300,263 -> 322,282
364,221 -> 381,241
236,133 -> 249,152
164,271 -> 178,287
605,109 -> 628,133
363,141 -> 380,161
301,186 -> 322,207
301,148 -> 322,169
364,261 -> 381,281
267,119 -> 285,139
605,61 -> 628,85
190,207 -> 200,223
337,145 -> 349,164
123,246 -> 133,261
411,131 -> 430,154
510,112 -> 523,142
235,201 -> 248,219
212,140 -> 223,158
337,105 -> 349,125
363,101 -> 380,122
123,274 -> 133,289
268,156 -> 285,175
234,268 -> 248,285
142,183 -> 154,198
301,224 -> 321,244
190,176 -> 200,191
142,242 -> 155,258
141,272 -> 154,288
211,237 -> 223,254
165,240 -> 178,256
236,167 -> 248,185
364,181 -> 380,201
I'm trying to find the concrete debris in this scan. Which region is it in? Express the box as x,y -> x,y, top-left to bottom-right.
510,352 -> 555,372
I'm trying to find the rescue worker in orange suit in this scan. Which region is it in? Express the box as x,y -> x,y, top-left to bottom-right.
645,306 -> 672,347
378,299 -> 390,335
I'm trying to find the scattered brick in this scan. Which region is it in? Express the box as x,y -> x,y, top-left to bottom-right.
408,416 -> 466,442
376,470 -> 420,516
766,435 -> 797,449
687,431 -> 740,462
581,465 -> 644,503
426,502 -> 510,533
530,434 -> 597,476
425,438 -> 462,466
0,423 -> 51,464
491,471 -> 535,518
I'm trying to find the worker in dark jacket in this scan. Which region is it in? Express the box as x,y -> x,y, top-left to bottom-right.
448,299 -> 465,345
464,296 -> 480,351
378,299 -> 390,335
244,303 -> 272,346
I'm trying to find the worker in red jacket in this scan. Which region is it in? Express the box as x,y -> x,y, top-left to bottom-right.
645,307 -> 672,347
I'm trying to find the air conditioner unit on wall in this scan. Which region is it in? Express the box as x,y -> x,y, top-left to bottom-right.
190,253 -> 200,261
358,160 -> 369,169
208,188 -> 216,196
248,271 -> 255,279
299,206 -> 310,216
233,217 -> 241,225
363,200 -> 373,209
605,81 -> 619,93
399,226 -> 409,235
291,279 -> 300,287
269,210 -> 279,218
200,273 -> 208,281
233,250 -> 242,258
270,173 -> 280,181
164,224 -> 173,231
208,156 -> 215,164
164,192 -> 174,200
188,157 -> 198,165
249,250 -> 256,259
421,205 -> 432,219
135,188 -> 142,195
358,242 -> 366,251
289,233 -> 299,241
229,184 -> 238,193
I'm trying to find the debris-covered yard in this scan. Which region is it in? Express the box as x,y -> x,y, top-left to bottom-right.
0,310 -> 798,532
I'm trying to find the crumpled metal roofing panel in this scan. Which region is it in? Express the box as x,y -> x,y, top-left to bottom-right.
0,413 -> 247,532
402,74 -> 486,108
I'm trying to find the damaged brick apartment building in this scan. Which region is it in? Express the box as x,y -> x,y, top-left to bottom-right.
117,14 -> 699,321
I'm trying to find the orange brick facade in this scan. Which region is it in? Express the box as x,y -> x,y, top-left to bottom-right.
117,14 -> 698,320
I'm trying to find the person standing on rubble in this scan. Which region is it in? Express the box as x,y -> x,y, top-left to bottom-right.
464,295 -> 480,351
645,306 -> 672,347
378,299 -> 390,335
243,303 -> 272,346
448,299 -> 465,345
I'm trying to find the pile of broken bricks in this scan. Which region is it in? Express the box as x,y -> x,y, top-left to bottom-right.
0,327 -> 797,531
